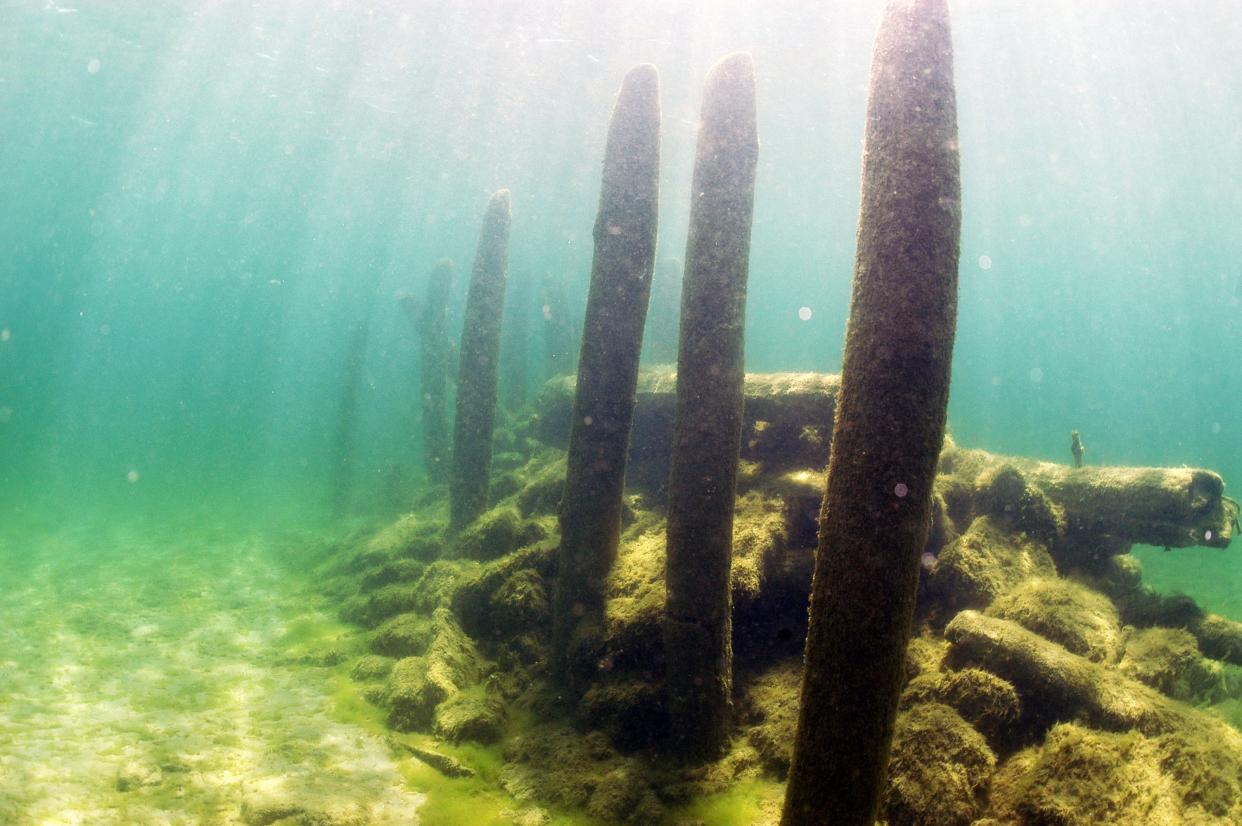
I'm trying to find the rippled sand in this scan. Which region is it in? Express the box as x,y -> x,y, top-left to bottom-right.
0,525 -> 423,825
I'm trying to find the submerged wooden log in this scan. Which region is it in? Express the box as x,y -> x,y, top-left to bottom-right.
664,51 -> 759,760
450,190 -> 512,533
553,63 -> 662,689
536,369 -> 839,489
400,259 -> 457,484
938,440 -> 1236,551
782,0 -> 961,822
944,610 -> 1242,747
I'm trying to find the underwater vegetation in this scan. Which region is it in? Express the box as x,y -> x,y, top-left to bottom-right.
305,0 -> 1242,823
7,0 -> 1242,824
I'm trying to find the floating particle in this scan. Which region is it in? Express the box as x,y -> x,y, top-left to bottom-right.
127,470 -> 140,483
1029,367 -> 1044,383
87,58 -> 101,74
894,482 -> 908,498
978,254 -> 992,270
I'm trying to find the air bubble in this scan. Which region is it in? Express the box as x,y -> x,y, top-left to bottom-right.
894,482 -> 909,498
798,306 -> 812,321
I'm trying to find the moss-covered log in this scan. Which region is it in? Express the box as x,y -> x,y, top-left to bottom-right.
938,441 -> 1235,550
552,64 -> 661,688
537,369 -> 839,493
944,610 -> 1242,748
663,52 -> 759,760
400,259 -> 457,484
450,190 -> 512,532
782,1 -> 960,823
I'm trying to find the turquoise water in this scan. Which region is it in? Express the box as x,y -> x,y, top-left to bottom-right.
3,0 -> 1242,822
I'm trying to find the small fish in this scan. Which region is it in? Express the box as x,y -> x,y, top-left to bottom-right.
69,114 -> 96,127
256,52 -> 277,62
585,54 -> 601,64
1070,430 -> 1085,468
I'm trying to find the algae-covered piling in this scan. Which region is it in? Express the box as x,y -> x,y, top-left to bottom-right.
663,52 -> 759,760
450,190 -> 512,532
552,64 -> 661,688
782,0 -> 961,822
400,258 -> 456,484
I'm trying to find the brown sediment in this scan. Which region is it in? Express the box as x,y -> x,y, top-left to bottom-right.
782,0 -> 961,822
449,190 -> 511,533
663,51 -> 759,760
551,63 -> 661,689
400,259 -> 456,484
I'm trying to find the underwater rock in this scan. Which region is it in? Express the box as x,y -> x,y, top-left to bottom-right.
433,688 -> 506,744
490,568 -> 551,630
984,723 -> 1242,824
578,678 -> 669,751
926,515 -> 1058,614
514,452 -> 567,517
347,514 -> 444,571
359,558 -> 426,592
387,737 -> 476,778
501,725 -> 663,825
452,543 -> 556,639
452,504 -> 543,561
553,63 -> 661,690
370,612 -> 434,658
1118,627 -> 1236,704
664,50 -> 759,760
740,660 -> 803,776
881,703 -> 995,826
381,608 -> 481,732
500,807 -> 550,826
986,577 -> 1123,664
587,764 -> 665,824
782,0 -> 961,819
1090,554 -> 1242,668
350,654 -> 395,681
451,189 -> 512,532
899,668 -> 1020,755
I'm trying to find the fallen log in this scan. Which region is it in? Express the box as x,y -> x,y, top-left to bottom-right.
938,441 -> 1235,551
535,369 -> 839,490
944,610 -> 1242,749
